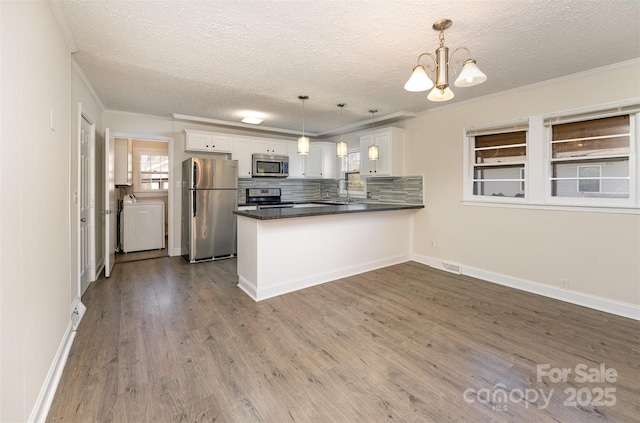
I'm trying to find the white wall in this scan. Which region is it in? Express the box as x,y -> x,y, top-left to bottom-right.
1,1 -> 73,421
409,61 -> 640,307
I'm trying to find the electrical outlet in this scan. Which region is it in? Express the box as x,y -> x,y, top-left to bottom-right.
430,240 -> 436,248
560,278 -> 569,289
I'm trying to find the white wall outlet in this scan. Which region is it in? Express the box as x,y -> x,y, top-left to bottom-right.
560,278 -> 569,289
430,240 -> 436,248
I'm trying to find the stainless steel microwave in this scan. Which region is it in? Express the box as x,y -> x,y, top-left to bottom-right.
252,153 -> 289,177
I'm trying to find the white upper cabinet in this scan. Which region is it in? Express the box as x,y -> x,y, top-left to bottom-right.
253,139 -> 288,155
232,138 -> 254,178
287,143 -> 305,178
184,129 -> 233,153
306,142 -> 336,179
114,138 -> 132,186
359,127 -> 405,177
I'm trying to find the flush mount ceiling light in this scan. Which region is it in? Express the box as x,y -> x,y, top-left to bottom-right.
368,109 -> 379,161
241,116 -> 264,125
404,19 -> 487,102
297,95 -> 310,155
336,103 -> 348,158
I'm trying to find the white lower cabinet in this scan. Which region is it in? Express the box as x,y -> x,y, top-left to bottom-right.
359,127 -> 405,177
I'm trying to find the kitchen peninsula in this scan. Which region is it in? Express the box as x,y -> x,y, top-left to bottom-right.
234,203 -> 424,301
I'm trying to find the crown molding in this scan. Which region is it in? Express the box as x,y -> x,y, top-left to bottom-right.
48,1 -> 78,53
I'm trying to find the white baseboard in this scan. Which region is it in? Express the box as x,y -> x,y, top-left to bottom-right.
411,253 -> 640,321
242,253 -> 411,301
28,322 -> 76,423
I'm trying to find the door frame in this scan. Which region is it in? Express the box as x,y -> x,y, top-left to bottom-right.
77,103 -> 96,295
108,131 -> 175,257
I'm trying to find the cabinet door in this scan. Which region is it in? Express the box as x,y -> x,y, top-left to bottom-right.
185,132 -> 212,151
232,139 -> 254,178
373,132 -> 392,176
307,144 -> 324,177
321,143 -> 336,179
114,138 -> 132,185
252,139 -> 270,154
210,135 -> 233,153
286,143 -> 305,177
269,141 -> 288,155
359,135 -> 376,175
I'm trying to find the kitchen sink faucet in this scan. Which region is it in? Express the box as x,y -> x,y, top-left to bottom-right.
337,178 -> 350,203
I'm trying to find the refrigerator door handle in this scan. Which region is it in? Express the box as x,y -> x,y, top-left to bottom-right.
193,162 -> 198,186
193,190 -> 197,218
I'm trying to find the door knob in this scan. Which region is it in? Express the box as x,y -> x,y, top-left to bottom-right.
80,217 -> 86,222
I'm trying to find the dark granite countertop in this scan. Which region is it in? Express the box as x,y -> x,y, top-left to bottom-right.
234,203 -> 424,220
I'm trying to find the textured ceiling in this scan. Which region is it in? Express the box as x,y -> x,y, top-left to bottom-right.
59,0 -> 640,135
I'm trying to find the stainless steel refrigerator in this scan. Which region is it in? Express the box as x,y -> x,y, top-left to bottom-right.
182,158 -> 238,262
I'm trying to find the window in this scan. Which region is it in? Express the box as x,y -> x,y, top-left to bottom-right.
133,146 -> 169,193
468,127 -> 528,199
464,101 -> 639,212
550,115 -> 630,200
139,153 -> 169,190
344,150 -> 364,194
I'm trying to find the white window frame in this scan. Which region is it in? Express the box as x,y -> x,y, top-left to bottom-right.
133,146 -> 169,195
544,105 -> 638,209
463,118 -> 529,204
463,99 -> 640,214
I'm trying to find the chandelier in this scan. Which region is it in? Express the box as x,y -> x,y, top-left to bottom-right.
404,19 -> 487,101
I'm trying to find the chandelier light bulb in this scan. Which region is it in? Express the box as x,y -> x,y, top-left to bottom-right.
454,59 -> 487,88
427,86 -> 455,102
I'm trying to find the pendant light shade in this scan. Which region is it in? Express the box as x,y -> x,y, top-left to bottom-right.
454,59 -> 487,87
368,145 -> 379,160
297,136 -> 310,154
403,65 -> 434,92
336,103 -> 348,157
368,109 -> 378,161
297,95 -> 309,155
336,142 -> 348,157
427,86 -> 455,102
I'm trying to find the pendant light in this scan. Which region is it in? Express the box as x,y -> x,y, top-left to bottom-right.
336,103 -> 348,157
297,95 -> 310,155
368,109 -> 379,161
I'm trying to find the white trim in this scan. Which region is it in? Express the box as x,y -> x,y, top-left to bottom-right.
28,322 -> 76,423
411,253 -> 640,321
239,253 -> 411,301
109,132 -> 175,263
47,1 -> 78,52
72,59 -> 105,111
462,199 -> 640,215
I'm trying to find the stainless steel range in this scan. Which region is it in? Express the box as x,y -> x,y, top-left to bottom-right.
245,188 -> 294,209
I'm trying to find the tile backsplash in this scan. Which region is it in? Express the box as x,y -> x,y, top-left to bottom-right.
238,176 -> 423,205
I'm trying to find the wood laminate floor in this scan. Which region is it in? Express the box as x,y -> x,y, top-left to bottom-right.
47,258 -> 639,422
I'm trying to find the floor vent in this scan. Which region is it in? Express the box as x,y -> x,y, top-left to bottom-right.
71,301 -> 86,330
430,260 -> 462,275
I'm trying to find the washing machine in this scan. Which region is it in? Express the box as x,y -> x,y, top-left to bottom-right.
120,200 -> 165,253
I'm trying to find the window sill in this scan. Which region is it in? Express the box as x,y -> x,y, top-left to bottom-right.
462,199 -> 640,215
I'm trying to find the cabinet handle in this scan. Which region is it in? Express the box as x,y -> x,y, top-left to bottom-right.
212,145 -> 215,148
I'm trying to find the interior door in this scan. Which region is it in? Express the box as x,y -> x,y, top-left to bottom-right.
80,115 -> 95,292
104,128 -> 116,277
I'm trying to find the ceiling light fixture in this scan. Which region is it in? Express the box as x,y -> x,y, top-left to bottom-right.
368,109 -> 379,161
336,103 -> 348,158
297,95 -> 310,155
404,19 -> 487,102
241,116 -> 263,125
